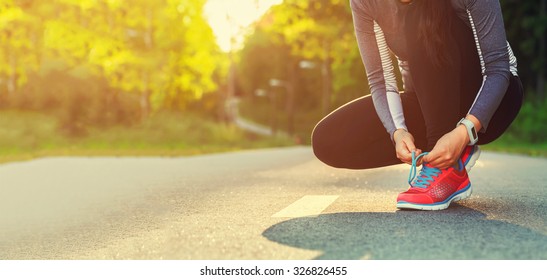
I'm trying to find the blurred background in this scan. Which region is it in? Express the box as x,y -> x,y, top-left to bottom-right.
0,0 -> 545,163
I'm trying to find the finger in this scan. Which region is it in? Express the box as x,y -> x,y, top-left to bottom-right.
400,142 -> 415,163
398,153 -> 412,164
423,149 -> 440,165
427,148 -> 457,169
397,152 -> 411,164
414,149 -> 423,165
436,162 -> 451,170
403,138 -> 417,153
427,156 -> 450,169
405,139 -> 417,154
395,148 -> 408,164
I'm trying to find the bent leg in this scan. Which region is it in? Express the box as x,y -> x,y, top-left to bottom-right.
478,75 -> 524,144
312,92 -> 426,169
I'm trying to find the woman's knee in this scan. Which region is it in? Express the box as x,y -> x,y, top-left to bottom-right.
478,75 -> 524,144
311,119 -> 337,166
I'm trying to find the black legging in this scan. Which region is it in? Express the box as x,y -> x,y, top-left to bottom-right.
312,5 -> 523,170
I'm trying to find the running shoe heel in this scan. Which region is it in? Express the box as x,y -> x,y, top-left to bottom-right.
464,146 -> 481,173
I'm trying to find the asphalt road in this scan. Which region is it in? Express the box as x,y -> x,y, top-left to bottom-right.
1,146 -> 546,260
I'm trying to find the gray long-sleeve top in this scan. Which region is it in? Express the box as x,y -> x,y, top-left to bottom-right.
350,0 -> 518,138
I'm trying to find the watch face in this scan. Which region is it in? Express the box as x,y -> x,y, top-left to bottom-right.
471,127 -> 478,139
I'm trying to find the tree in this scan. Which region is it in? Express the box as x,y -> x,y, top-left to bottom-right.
0,1 -> 40,95
501,0 -> 547,99
238,0 -> 367,137
265,0 -> 358,116
1,0 -> 222,119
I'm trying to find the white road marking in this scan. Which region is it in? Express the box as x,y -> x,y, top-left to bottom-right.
272,195 -> 339,218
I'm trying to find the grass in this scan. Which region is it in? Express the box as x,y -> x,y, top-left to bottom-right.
482,133 -> 547,157
0,110 -> 295,164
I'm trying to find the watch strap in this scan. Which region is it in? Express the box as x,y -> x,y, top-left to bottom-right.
457,118 -> 478,145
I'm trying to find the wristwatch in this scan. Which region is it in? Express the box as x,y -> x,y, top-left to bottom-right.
457,118 -> 478,145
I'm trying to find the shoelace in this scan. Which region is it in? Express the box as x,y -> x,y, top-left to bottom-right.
407,151 -> 441,188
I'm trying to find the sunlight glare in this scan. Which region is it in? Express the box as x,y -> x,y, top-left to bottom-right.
204,0 -> 282,52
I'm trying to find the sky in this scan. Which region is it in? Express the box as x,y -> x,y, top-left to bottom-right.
203,0 -> 282,52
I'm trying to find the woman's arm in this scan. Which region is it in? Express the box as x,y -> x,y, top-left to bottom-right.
458,0 -> 513,132
424,0 -> 515,169
350,0 -> 407,140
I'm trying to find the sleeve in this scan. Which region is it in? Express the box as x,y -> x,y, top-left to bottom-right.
462,0 -> 512,132
350,0 -> 407,139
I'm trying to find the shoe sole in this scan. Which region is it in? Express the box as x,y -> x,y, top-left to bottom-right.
396,183 -> 472,211
465,146 -> 481,173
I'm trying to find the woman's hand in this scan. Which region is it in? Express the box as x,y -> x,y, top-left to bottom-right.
393,129 -> 421,165
423,125 -> 468,169
423,115 -> 481,169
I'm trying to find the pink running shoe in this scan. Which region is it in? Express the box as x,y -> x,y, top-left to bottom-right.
397,152 -> 472,210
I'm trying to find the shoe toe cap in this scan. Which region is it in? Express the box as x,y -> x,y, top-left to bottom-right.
397,190 -> 435,204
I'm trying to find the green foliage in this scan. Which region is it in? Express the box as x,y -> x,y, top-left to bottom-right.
0,0 -> 224,117
262,0 -> 361,95
238,27 -> 290,98
0,1 -> 40,92
500,0 -> 546,97
505,98 -> 547,144
237,0 -> 367,138
0,68 -> 141,137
